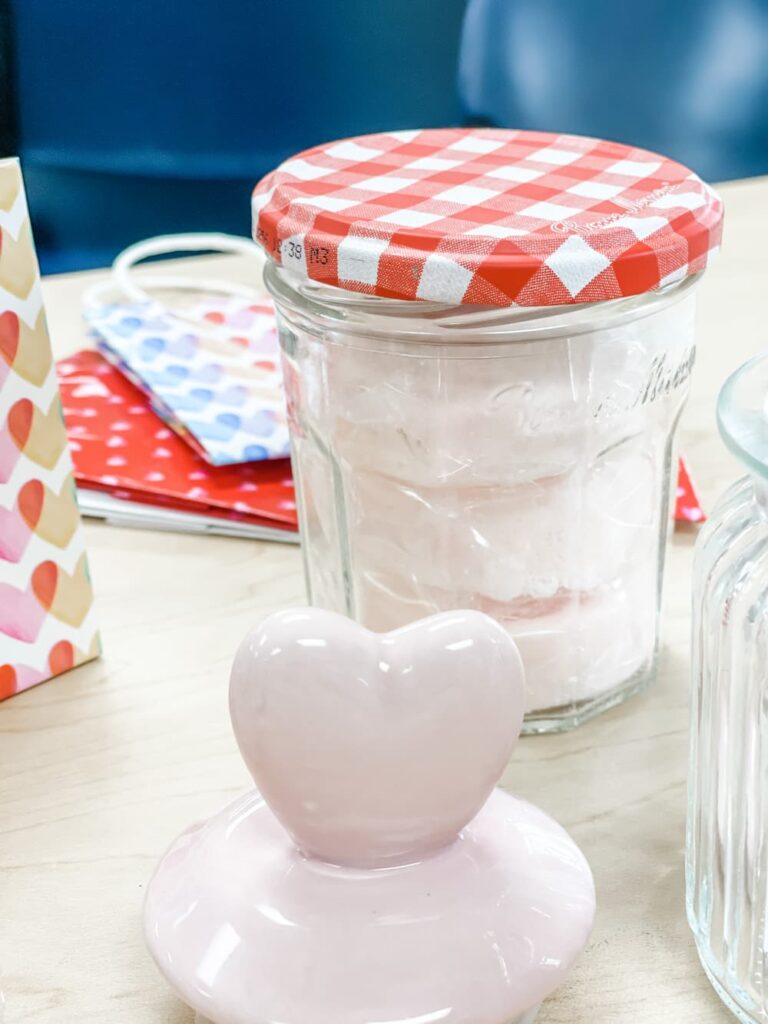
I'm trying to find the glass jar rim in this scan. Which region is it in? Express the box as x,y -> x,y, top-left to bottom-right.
718,352 -> 768,479
264,260 -> 700,345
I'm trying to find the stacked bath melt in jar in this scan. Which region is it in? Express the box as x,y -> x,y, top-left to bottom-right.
253,128 -> 723,732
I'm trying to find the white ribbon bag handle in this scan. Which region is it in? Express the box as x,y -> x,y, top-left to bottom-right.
83,232 -> 265,340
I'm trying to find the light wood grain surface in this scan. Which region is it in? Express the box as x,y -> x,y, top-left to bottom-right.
1,179 -> 765,1023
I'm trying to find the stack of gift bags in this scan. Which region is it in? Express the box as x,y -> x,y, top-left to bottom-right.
59,291 -> 299,542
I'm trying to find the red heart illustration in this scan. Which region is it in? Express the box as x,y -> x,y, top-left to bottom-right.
18,479 -> 44,529
32,560 -> 58,609
0,311 -> 19,368
8,398 -> 33,451
0,664 -> 16,700
49,640 -> 75,676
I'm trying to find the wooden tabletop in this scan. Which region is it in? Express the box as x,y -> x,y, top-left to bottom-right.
2,178 -> 764,1023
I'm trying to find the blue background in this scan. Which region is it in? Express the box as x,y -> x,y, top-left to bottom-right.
11,0 -> 768,272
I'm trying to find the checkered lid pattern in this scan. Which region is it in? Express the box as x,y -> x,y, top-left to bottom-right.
252,128 -> 723,307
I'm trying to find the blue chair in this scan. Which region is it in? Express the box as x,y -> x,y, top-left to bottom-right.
13,0 -> 468,271
458,0 -> 768,182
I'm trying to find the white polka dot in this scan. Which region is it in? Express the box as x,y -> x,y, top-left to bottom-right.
234,501 -> 252,512
145,471 -> 165,482
186,487 -> 207,498
188,470 -> 208,480
100,475 -> 119,485
279,499 -> 296,511
107,436 -> 127,448
281,479 -> 293,487
58,363 -> 75,374
129,405 -> 148,415
108,395 -> 124,405
68,440 -> 82,452
676,487 -> 685,498
106,456 -> 127,467
155,428 -> 172,440
81,408 -> 98,418
111,421 -> 131,431
69,424 -> 88,436
239,482 -> 258,491
154,447 -> 172,458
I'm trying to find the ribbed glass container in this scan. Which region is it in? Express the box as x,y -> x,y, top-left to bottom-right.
687,352 -> 768,1022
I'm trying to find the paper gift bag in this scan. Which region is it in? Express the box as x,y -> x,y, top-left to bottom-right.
0,158 -> 99,700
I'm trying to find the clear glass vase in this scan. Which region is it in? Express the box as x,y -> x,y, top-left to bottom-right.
687,352 -> 768,1022
266,263 -> 700,732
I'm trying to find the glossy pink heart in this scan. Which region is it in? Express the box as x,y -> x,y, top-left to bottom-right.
230,607 -> 524,867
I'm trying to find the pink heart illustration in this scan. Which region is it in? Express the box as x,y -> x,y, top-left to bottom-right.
1,661 -> 45,697
0,579 -> 48,642
0,503 -> 33,562
230,607 -> 524,867
0,423 -> 22,483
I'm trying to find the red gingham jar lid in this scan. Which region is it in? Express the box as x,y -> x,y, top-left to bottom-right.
252,128 -> 723,308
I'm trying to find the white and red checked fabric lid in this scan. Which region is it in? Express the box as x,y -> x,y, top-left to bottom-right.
252,128 -> 723,308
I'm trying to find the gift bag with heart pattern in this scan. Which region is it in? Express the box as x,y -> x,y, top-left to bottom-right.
0,158 -> 99,700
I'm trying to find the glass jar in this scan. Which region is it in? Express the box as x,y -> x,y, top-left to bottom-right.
253,126 -> 722,732
687,353 -> 768,1022
266,265 -> 698,731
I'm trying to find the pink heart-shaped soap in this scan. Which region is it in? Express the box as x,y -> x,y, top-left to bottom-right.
230,608 -> 524,867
